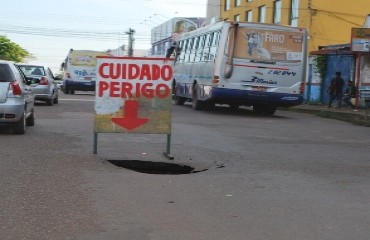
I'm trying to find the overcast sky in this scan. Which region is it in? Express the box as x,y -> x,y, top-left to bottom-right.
0,0 -> 207,72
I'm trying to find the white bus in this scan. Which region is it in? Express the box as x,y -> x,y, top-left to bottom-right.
60,49 -> 109,94
171,21 -> 307,114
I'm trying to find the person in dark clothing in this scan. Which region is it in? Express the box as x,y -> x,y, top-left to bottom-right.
327,78 -> 336,108
332,71 -> 345,108
343,80 -> 357,108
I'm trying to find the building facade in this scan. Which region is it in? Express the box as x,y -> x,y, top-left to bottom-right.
207,0 -> 222,23
151,17 -> 205,56
220,0 -> 370,52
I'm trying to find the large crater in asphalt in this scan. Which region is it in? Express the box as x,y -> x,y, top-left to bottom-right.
108,160 -> 206,175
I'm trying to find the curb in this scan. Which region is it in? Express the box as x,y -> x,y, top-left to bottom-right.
283,107 -> 370,127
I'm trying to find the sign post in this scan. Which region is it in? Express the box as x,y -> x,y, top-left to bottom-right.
93,57 -> 174,159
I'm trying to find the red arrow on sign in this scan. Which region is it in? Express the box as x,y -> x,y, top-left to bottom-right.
112,100 -> 149,130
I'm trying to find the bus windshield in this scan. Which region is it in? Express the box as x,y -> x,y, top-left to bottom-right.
226,26 -> 305,63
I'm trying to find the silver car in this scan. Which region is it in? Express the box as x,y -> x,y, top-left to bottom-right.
0,60 -> 35,134
18,64 -> 59,106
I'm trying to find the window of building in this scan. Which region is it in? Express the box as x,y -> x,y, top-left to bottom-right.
290,0 -> 299,27
246,10 -> 253,22
234,14 -> 240,22
258,5 -> 266,23
225,0 -> 231,11
273,0 -> 282,24
235,0 -> 241,7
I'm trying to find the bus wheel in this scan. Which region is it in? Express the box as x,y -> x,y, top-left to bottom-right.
253,105 -> 264,114
204,101 -> 215,111
192,84 -> 203,110
229,104 -> 240,110
173,95 -> 186,105
264,106 -> 276,115
253,105 -> 276,115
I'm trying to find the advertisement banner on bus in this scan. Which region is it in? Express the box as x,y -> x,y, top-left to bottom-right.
233,27 -> 305,62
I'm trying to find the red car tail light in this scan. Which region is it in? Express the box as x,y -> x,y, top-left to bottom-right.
10,81 -> 22,95
39,77 -> 49,85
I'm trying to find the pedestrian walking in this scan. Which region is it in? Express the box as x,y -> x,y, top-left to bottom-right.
332,71 -> 345,108
327,79 -> 336,108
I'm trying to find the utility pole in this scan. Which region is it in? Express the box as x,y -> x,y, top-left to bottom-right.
125,28 -> 135,56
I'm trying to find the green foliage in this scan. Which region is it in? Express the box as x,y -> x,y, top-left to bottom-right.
313,55 -> 327,79
0,35 -> 32,62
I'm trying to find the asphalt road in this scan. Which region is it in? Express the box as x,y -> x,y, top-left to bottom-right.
1,91 -> 369,240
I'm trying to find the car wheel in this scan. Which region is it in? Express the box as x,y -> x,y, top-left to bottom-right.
26,110 -> 35,126
53,93 -> 59,104
46,98 -> 54,106
13,111 -> 26,134
70,90 -> 75,94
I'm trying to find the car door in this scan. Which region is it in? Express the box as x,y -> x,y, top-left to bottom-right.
13,64 -> 34,114
46,67 -> 57,96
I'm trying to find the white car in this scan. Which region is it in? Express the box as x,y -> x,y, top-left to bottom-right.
18,64 -> 59,106
0,60 -> 35,134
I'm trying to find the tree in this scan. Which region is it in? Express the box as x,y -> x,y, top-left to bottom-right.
0,35 -> 32,62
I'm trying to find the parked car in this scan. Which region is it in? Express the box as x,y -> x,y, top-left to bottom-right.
53,72 -> 63,90
17,64 -> 59,106
0,60 -> 35,134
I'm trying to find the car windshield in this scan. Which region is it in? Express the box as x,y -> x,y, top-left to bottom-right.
18,65 -> 45,76
0,64 -> 13,82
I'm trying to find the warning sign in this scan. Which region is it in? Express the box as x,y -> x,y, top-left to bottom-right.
94,57 -> 174,134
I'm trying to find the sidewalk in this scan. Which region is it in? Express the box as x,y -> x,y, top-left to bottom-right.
287,104 -> 370,126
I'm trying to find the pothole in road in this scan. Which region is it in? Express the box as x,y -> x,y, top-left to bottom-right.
107,160 -> 206,175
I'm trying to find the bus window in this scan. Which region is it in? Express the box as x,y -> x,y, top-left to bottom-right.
178,40 -> 186,63
203,32 -> 214,61
190,37 -> 199,62
195,35 -> 205,62
175,41 -> 184,62
181,39 -> 188,63
185,38 -> 194,62
209,32 -> 220,61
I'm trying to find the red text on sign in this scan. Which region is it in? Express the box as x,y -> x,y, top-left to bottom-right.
99,63 -> 172,81
98,81 -> 171,99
